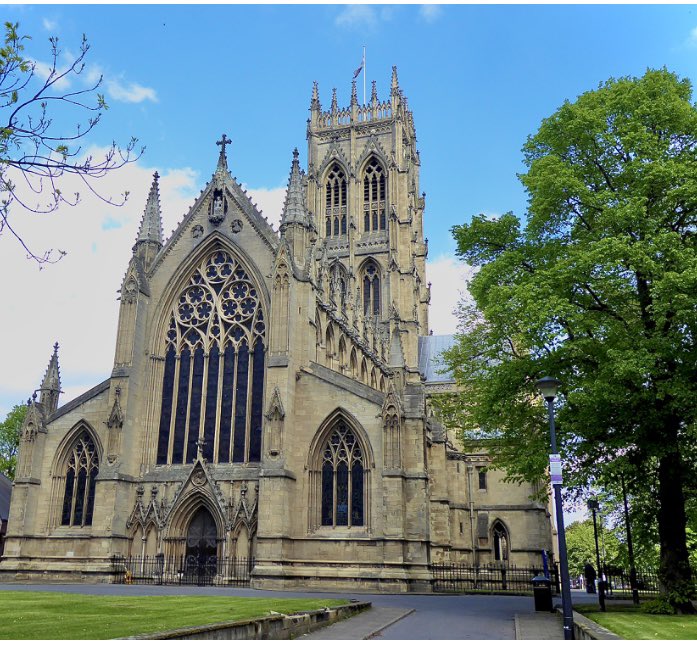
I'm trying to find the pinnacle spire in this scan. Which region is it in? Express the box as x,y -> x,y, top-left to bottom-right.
280,148 -> 307,227
331,88 -> 338,113
135,172 -> 164,247
40,342 -> 61,413
311,81 -> 320,110
351,79 -> 358,106
391,65 -> 400,95
371,80 -> 378,104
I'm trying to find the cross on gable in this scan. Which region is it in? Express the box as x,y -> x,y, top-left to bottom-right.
216,134 -> 232,158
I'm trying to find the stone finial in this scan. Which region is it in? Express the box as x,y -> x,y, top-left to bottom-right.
331,88 -> 338,113
280,148 -> 308,228
216,134 -> 232,173
351,79 -> 358,106
371,80 -> 378,105
135,172 -> 164,248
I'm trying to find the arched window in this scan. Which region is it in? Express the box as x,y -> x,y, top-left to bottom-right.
156,249 -> 266,466
324,164 -> 347,238
320,421 -> 365,527
363,157 -> 386,232
362,260 -> 381,316
61,431 -> 99,527
493,521 -> 509,561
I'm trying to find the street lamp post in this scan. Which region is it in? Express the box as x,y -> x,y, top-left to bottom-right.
536,376 -> 574,640
587,498 -> 606,612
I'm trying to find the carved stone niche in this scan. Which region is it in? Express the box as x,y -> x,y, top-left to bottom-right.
208,188 -> 228,226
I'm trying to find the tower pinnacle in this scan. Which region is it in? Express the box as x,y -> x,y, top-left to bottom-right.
391,65 -> 400,95
135,172 -> 164,248
311,81 -> 320,110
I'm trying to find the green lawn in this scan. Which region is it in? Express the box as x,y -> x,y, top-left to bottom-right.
0,591 -> 347,640
575,604 -> 697,640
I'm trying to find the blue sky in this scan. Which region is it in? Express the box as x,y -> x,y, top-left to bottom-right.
4,4 -> 696,525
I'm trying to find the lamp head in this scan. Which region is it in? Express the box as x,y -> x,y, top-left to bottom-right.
587,498 -> 599,512
536,376 -> 562,402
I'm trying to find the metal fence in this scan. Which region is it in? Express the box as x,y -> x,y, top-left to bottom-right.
110,554 -> 254,587
430,562 -> 559,594
603,566 -> 660,599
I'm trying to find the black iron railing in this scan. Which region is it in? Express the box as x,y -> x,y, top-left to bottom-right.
110,554 -> 254,587
430,562 -> 558,594
603,566 -> 660,598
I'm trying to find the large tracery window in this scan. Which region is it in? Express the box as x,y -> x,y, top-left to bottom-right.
156,249 -> 266,465
320,422 -> 365,527
363,158 -> 386,232
61,431 -> 99,527
362,261 -> 381,316
325,164 -> 347,238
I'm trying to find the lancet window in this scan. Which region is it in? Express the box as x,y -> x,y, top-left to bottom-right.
362,260 -> 381,316
324,164 -> 347,238
362,157 -> 386,232
493,521 -> 509,561
61,431 -> 99,527
329,262 -> 348,308
320,421 -> 365,527
156,249 -> 266,466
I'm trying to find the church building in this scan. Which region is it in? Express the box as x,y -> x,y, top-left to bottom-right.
1,68 -> 552,591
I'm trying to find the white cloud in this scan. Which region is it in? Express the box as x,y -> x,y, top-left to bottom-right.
245,185 -> 286,231
419,5 -> 442,24
105,78 -> 158,104
426,253 -> 476,335
688,26 -> 697,47
32,59 -> 72,91
0,156 -> 199,419
42,18 -> 58,32
335,5 -> 377,29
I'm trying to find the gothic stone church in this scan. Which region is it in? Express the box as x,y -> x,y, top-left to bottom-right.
1,69 -> 552,591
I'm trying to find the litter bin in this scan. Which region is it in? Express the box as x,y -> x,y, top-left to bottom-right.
532,575 -> 553,612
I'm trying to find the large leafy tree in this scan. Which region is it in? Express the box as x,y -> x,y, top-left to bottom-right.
440,69 -> 697,611
0,403 -> 26,480
0,22 -> 142,264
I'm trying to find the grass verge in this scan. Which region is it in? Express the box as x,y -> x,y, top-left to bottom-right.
575,603 -> 697,640
0,591 -> 347,640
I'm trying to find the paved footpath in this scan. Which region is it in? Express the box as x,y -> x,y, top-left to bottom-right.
0,583 -> 575,640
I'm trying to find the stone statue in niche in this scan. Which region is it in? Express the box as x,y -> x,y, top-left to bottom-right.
209,188 -> 227,226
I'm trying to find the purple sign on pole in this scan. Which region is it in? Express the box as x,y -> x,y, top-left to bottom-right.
549,453 -> 562,485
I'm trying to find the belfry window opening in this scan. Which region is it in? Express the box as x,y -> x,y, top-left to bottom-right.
325,164 -> 347,237
363,158 -> 386,232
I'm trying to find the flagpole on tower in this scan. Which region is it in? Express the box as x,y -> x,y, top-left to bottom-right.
363,45 -> 366,106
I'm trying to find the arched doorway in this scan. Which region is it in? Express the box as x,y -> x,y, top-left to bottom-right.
183,507 -> 219,585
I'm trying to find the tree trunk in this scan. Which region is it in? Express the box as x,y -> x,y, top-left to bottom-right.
657,428 -> 696,614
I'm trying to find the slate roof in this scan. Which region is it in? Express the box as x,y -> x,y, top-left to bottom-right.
0,473 -> 11,521
418,334 -> 457,383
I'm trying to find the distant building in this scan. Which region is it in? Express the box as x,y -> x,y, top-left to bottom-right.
1,68 -> 552,589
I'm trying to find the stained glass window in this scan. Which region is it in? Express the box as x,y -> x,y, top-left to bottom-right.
61,431 -> 99,527
320,422 -> 365,527
156,249 -> 266,465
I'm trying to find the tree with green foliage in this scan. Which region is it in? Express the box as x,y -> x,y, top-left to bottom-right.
439,69 -> 697,612
0,22 -> 142,264
0,403 -> 26,480
566,519 -> 621,577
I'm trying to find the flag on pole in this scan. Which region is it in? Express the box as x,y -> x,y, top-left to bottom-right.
353,55 -> 364,79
